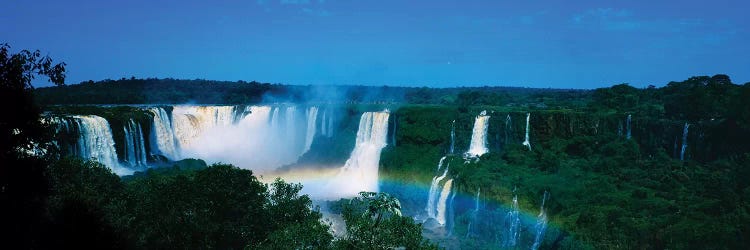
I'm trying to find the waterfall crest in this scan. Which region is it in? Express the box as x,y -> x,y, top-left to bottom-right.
70,115 -> 130,175
522,113 -> 532,151
466,110 -> 490,158
123,119 -> 147,167
329,111 -> 390,197
149,107 -> 179,160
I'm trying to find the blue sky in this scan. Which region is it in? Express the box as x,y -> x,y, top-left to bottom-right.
2,0 -> 748,88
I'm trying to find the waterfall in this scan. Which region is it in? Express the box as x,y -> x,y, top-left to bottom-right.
531,191 -> 550,250
270,106 -> 280,128
446,187 -> 457,235
149,107 -> 179,160
123,119 -> 147,167
436,156 -> 447,172
171,106 -> 238,149
304,106 -> 318,153
330,111 -> 390,197
505,114 -> 512,144
320,108 -> 328,137
626,114 -> 632,139
466,188 -> 481,238
284,106 -> 298,151
502,195 -> 521,248
680,123 -> 689,161
327,109 -> 334,136
449,120 -> 455,154
436,179 -> 453,226
474,188 -> 481,212
124,121 -> 135,165
522,113 -> 531,151
319,107 -> 334,137
426,164 -> 449,219
71,115 -> 130,175
466,110 -> 490,158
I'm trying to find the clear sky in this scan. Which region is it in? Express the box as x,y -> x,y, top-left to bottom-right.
2,0 -> 748,88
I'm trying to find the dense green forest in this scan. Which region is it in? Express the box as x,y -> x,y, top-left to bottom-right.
35,77 -> 589,107
376,75 -> 750,249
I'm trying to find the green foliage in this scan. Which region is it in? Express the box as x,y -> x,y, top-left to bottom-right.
335,192 -> 437,250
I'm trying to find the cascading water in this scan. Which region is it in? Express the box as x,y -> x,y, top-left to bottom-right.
319,107 -> 334,137
465,110 -> 490,158
149,107 -> 179,160
626,114 -> 632,139
426,162 -> 449,219
502,195 -> 521,248
270,106 -> 280,128
446,188 -> 457,235
71,115 -> 130,175
284,106 -> 298,151
328,111 -> 390,197
436,179 -> 453,226
522,113 -> 531,151
123,119 -> 147,167
466,188 -> 481,238
304,107 -> 318,153
171,106 -> 237,149
449,120 -> 455,154
505,114 -> 512,144
531,191 -> 550,250
327,109 -> 334,136
680,123 -> 689,161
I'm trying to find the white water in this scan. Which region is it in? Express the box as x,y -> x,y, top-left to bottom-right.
185,106 -> 311,170
626,114 -> 632,139
522,113 -> 532,151
149,107 -> 179,160
680,123 -> 689,161
123,119 -> 147,167
450,120 -> 456,154
147,105 -> 322,170
304,107 -> 319,153
531,191 -> 550,250
436,179 -> 453,226
426,164 -> 449,219
284,106 -> 299,152
466,110 -> 490,158
171,106 -> 236,149
502,195 -> 521,247
72,115 -> 131,175
326,111 -> 390,198
320,107 -> 334,137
